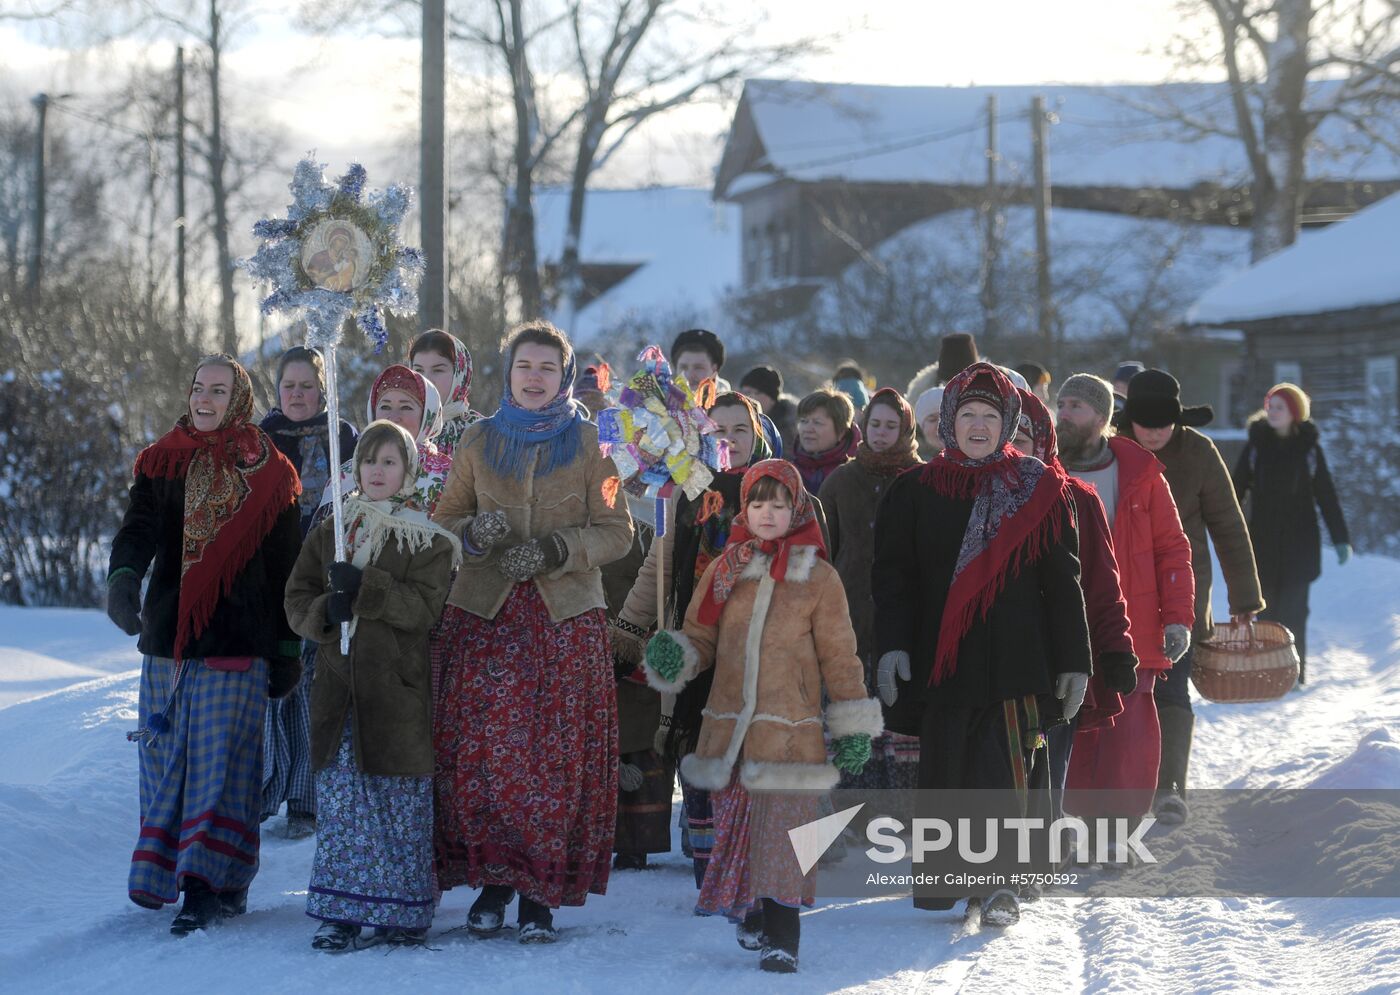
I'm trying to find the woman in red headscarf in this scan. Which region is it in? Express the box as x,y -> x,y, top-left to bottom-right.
870,363 -> 1091,928
106,354 -> 303,935
644,459 -> 882,974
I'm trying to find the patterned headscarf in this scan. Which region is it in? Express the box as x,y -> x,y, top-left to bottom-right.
133,354 -> 300,660
855,387 -> 921,477
481,340 -> 583,481
366,364 -> 444,448
1014,387 -> 1059,466
920,363 -> 1069,686
414,331 -> 478,456
695,459 -> 827,625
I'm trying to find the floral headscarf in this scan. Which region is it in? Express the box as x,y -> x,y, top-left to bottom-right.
695,459 -> 827,625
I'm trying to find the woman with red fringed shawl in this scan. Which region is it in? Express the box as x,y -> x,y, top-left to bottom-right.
106,354 -> 303,936
870,363 -> 1092,928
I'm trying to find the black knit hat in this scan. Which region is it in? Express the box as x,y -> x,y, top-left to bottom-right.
740,364 -> 782,399
671,328 -> 725,370
1119,369 -> 1214,429
937,333 -> 979,385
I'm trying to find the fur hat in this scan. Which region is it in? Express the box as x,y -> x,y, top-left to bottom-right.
670,328 -> 725,370
1120,369 -> 1213,429
936,333 -> 979,385
740,364 -> 782,400
1057,373 -> 1114,425
1266,382 -> 1311,424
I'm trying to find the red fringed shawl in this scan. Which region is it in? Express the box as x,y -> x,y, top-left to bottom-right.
919,364 -> 1070,687
135,360 -> 300,660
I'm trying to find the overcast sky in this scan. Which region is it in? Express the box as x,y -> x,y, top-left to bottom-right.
2,1 -> 1197,189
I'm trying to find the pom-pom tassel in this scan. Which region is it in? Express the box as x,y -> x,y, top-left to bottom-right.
695,488 -> 726,525
601,475 -> 621,509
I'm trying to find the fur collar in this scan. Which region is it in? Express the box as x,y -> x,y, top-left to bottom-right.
738,544 -> 820,583
1247,412 -> 1318,448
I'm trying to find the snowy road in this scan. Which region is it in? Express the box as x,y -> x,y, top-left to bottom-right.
1,554 -> 1397,994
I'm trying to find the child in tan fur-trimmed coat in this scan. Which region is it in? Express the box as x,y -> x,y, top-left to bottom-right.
645,459 -> 882,975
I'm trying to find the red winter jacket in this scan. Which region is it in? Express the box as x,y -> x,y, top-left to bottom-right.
1067,476 -> 1134,731
1097,437 -> 1195,673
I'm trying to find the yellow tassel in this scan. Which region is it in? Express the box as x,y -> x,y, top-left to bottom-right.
601,475 -> 621,509
695,377 -> 717,409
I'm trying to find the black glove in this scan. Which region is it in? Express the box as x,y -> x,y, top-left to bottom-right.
326,590 -> 356,626
498,533 -> 569,583
327,561 -> 363,595
106,571 -> 143,637
268,655 -> 302,699
1101,651 -> 1140,695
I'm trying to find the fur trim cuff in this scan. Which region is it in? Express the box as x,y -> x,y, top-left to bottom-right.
680,753 -> 734,791
644,629 -> 700,694
740,759 -> 840,793
826,696 -> 885,739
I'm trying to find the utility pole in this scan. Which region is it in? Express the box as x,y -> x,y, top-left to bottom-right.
175,47 -> 189,342
27,93 -> 49,306
420,0 -> 448,332
980,93 -> 1000,344
1031,95 -> 1054,364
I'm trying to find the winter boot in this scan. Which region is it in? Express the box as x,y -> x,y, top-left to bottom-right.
979,889 -> 1020,928
312,922 -> 361,951
736,906 -> 766,951
381,927 -> 429,948
758,899 -> 799,973
613,852 -> 648,871
285,812 -> 316,840
517,896 -> 558,944
1155,705 -> 1195,797
170,880 -> 221,936
467,884 -> 515,935
217,887 -> 248,918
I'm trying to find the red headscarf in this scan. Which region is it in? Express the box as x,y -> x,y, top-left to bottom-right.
695,459 -> 827,625
1015,386 -> 1059,467
919,363 -> 1069,686
134,355 -> 300,660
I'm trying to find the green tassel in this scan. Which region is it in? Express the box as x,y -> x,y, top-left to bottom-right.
645,631 -> 686,683
833,734 -> 872,774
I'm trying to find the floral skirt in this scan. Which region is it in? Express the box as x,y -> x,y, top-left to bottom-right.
306,719 -> 435,929
433,587 -> 618,907
129,657 -> 265,907
695,771 -> 819,921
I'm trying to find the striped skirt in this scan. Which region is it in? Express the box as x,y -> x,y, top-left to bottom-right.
307,720 -> 435,930
129,656 -> 266,908
260,640 -> 317,819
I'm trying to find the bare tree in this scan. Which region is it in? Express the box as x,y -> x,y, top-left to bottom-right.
1164,0 -> 1400,261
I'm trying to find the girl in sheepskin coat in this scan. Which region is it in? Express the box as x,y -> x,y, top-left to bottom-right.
645,459 -> 882,974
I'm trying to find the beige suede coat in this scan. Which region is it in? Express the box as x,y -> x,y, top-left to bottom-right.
432,420 -> 634,621
648,544 -> 883,793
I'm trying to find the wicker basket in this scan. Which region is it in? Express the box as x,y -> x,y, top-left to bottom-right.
1190,620 -> 1300,703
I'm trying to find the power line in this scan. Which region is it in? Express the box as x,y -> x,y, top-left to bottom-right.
768,111 -> 1032,175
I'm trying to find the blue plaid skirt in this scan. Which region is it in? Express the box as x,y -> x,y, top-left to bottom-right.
129,656 -> 267,908
261,641 -> 317,819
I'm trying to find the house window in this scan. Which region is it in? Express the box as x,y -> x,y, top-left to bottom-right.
1366,355 -> 1398,415
1274,361 -> 1302,385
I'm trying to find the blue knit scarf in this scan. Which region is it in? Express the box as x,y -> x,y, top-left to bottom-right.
482,351 -> 583,480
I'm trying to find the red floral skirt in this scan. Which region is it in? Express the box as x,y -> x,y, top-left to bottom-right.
432,586 -> 618,907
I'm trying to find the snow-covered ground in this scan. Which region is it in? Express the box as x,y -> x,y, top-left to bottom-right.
1,552 -> 1397,994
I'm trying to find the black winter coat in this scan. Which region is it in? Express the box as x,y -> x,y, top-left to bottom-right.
109,471 -> 303,661
1233,418 -> 1349,589
871,469 -> 1092,735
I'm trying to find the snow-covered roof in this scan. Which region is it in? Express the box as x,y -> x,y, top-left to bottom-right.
808,206 -> 1252,340
532,187 -> 739,347
716,79 -> 1400,198
1189,191 -> 1400,326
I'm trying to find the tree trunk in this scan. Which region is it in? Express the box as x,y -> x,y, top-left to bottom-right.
557,111 -> 605,334
207,0 -> 238,354
501,0 -> 542,318
1252,0 -> 1313,262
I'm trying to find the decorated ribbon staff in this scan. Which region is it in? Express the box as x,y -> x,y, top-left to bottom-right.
597,345 -> 730,625
244,159 -> 423,652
